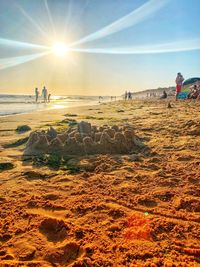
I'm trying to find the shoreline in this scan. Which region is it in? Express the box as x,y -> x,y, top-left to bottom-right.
0,94 -> 115,117
0,101 -> 100,118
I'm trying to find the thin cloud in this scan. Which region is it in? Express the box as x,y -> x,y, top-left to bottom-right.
0,37 -> 49,50
69,39 -> 200,54
69,0 -> 170,47
0,51 -> 50,70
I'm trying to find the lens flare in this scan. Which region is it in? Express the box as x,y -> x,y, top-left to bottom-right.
52,42 -> 68,56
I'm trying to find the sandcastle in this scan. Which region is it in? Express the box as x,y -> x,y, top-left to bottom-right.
24,121 -> 144,156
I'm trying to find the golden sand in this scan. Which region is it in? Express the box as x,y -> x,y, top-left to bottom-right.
0,99 -> 200,266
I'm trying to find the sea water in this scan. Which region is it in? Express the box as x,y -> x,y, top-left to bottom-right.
0,94 -> 112,116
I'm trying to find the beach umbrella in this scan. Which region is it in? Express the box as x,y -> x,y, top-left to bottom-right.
183,77 -> 200,86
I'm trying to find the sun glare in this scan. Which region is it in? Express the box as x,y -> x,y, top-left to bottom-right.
52,42 -> 68,56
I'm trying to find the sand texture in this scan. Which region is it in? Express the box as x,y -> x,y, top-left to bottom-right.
0,100 -> 200,266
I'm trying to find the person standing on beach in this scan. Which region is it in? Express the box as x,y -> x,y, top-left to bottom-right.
125,91 -> 128,100
175,72 -> 184,100
35,88 -> 39,103
48,93 -> 51,103
99,96 -> 103,103
42,86 -> 48,103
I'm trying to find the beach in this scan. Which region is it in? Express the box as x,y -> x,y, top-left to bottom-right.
0,95 -> 111,116
0,99 -> 200,267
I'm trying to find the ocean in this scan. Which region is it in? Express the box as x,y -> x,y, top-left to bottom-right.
0,94 -> 113,116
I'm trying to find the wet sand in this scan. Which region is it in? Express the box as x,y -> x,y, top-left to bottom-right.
0,99 -> 200,266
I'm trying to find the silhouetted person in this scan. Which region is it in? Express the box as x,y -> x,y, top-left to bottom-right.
42,86 -> 48,103
125,91 -> 128,100
48,93 -> 51,102
35,88 -> 39,103
99,96 -> 103,103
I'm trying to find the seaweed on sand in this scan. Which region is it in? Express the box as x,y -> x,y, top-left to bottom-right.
4,137 -> 29,148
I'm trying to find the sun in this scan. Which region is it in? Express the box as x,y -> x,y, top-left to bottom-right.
52,42 -> 68,56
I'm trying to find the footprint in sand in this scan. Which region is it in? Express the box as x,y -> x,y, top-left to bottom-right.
174,197 -> 200,212
12,241 -> 36,261
154,191 -> 174,202
108,208 -> 125,219
43,193 -> 60,200
44,241 -> 82,266
23,171 -> 50,181
138,197 -> 157,208
39,218 -> 69,242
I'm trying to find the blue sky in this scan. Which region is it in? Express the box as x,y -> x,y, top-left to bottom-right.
0,0 -> 199,95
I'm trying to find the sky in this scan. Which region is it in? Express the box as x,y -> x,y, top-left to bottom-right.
0,0 -> 199,96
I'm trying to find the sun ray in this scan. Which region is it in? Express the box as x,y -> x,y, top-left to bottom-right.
17,5 -> 50,40
0,51 -> 50,70
69,38 -> 200,54
0,37 -> 50,50
43,0 -> 56,38
63,0 -> 74,40
69,0 -> 170,47
65,0 -> 91,38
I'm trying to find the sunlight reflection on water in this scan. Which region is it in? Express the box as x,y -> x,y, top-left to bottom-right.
52,104 -> 65,109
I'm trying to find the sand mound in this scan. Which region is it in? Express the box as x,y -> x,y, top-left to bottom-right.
24,121 -> 145,156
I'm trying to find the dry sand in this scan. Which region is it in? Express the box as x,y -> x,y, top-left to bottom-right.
0,99 -> 200,266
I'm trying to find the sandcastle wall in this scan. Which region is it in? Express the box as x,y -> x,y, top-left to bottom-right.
24,121 -> 143,156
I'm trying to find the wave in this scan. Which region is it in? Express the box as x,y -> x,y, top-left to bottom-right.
0,94 -> 112,116
0,94 -> 108,103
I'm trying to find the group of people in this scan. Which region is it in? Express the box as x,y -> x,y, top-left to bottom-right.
147,92 -> 157,98
35,86 -> 51,103
124,91 -> 132,100
110,96 -> 117,101
33,73 -> 199,104
187,84 -> 200,100
123,73 -> 199,101
175,72 -> 200,100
